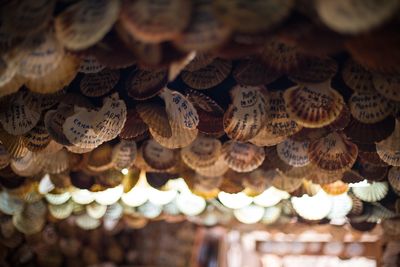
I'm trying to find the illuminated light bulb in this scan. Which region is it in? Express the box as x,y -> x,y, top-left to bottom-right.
148,187 -> 177,206
253,187 -> 290,207
71,189 -> 94,205
94,185 -> 124,205
121,168 -> 129,175
176,192 -> 206,216
218,191 -> 253,209
233,204 -> 265,224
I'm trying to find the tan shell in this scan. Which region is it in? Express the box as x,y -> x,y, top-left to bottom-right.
55,0 -> 120,50
181,58 -> 232,90
126,67 -> 167,100
141,139 -> 177,171
349,91 -> 392,124
150,122 -> 198,149
289,57 -> 338,84
305,165 -> 344,185
0,126 -> 29,158
284,83 -> 344,128
41,149 -> 70,174
316,0 -> 399,34
25,54 -> 80,94
272,172 -> 303,193
342,59 -> 375,93
195,154 -> 229,178
277,138 -> 310,167
80,69 -> 120,97
250,91 -> 302,146
376,121 -> 400,166
321,180 -> 349,195
119,0 -> 191,43
223,85 -> 267,141
119,109 -> 149,141
221,141 -> 265,173
213,0 -> 293,34
11,151 -> 43,177
87,143 -> 113,172
184,53 -> 215,72
308,132 -> 358,172
373,73 -> 400,102
13,201 -> 46,235
173,2 -> 231,52
136,102 -> 172,139
111,139 -> 137,171
181,136 -> 221,170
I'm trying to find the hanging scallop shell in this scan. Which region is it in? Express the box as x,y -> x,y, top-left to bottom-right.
0,126 -> 29,158
172,1 -> 231,52
181,58 -> 232,90
48,201 -> 74,220
22,122 -> 51,152
315,0 -> 399,34
78,55 -> 105,74
321,180 -> 349,195
13,200 -> 46,235
80,69 -> 119,97
119,0 -> 191,43
75,213 -> 101,230
291,191 -> 332,220
276,138 -> 310,167
111,140 -> 137,170
195,154 -> 229,177
87,143 -> 113,172
160,88 -> 199,130
126,67 -> 167,100
0,144 -> 10,169
10,151 -> 43,177
221,141 -> 265,173
373,73 -> 400,102
283,83 -> 344,128
308,132 -> 358,172
352,181 -> 389,202
389,167 -> 400,192
223,85 -> 267,141
24,54 -> 80,94
250,91 -> 302,146
0,92 -> 41,135
141,139 -> 177,171
136,102 -> 172,139
55,0 -> 120,50
233,57 -> 280,86
181,136 -> 221,170
272,172 -> 303,193
119,109 -> 149,141
305,165 -> 344,185
349,91 -> 392,124
17,30 -> 64,79
376,120 -> 400,166
289,57 -> 338,84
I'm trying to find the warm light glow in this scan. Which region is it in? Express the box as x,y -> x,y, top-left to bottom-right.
291,190 -> 332,220
38,174 -> 55,194
45,192 -> 71,205
94,185 -> 124,205
121,168 -> 129,175
148,187 -> 177,206
218,191 -> 253,209
233,204 -> 265,224
327,193 -> 352,219
71,189 -> 94,205
121,171 -> 149,207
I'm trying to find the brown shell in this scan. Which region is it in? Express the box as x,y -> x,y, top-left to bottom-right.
126,67 -> 167,100
342,59 -> 375,93
373,73 -> 400,102
289,57 -> 338,84
80,69 -> 120,97
349,91 -> 392,124
221,141 -> 265,173
308,132 -> 358,172
119,109 -> 149,141
141,139 -> 177,171
283,83 -> 344,128
233,57 -> 280,86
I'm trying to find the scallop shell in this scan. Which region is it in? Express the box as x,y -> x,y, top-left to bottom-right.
150,122 -> 198,149
195,154 -> 229,177
233,57 -> 280,86
289,57 -> 338,84
111,139 -> 137,170
376,121 -> 400,166
382,218 -> 400,237
291,191 -> 332,220
10,151 -> 43,177
55,0 -> 120,50
181,136 -> 221,170
22,122 -> 51,152
0,143 -> 10,169
373,72 -> 400,102
249,91 -> 302,146
119,109 -> 149,141
222,141 -> 265,173
0,191 -> 24,215
80,69 -> 119,97
219,171 -> 245,194
172,2 -> 231,52
276,138 -> 310,167
352,181 -> 389,202
283,83 -> 344,128
141,139 -> 177,171
87,143 -> 113,172
223,85 -> 267,141
78,55 -> 105,74
261,39 -> 308,73
0,126 -> 29,158
45,191 -> 71,205
305,165 -> 344,185
41,149 -> 70,174
17,30 -> 64,79
321,180 -> 349,195
119,0 -> 191,43
327,105 -> 351,132
315,0 -> 399,34
342,59 -> 377,93
272,172 -> 303,193
146,172 -> 173,189
48,201 -> 74,220
136,102 -> 172,139
342,169 -> 364,184
24,54 -> 80,94
0,92 -> 41,135
160,88 -> 199,130
389,167 -> 400,192
181,58 -> 232,90
75,213 -> 101,230
349,91 -> 392,124
184,53 -> 215,72
213,0 -> 293,34
126,67 -> 167,100
308,132 -> 358,172
13,201 -> 46,235
86,202 -> 107,219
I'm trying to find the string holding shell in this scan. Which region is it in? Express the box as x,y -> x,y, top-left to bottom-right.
223,85 -> 267,142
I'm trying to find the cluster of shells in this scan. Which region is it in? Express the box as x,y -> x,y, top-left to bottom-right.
1,0 -> 400,240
